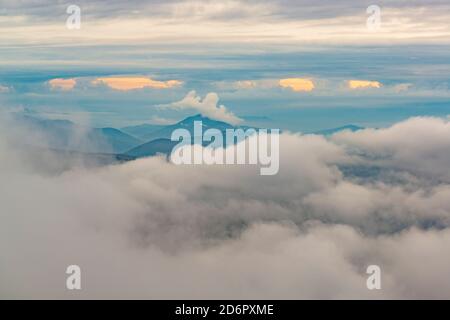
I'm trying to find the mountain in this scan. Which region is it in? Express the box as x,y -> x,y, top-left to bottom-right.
122,114 -> 271,158
13,115 -> 142,153
124,138 -> 178,158
122,114 -> 250,158
12,114 -> 367,162
91,128 -> 142,153
140,114 -> 235,142
12,114 -> 245,159
121,124 -> 166,140
312,125 -> 363,136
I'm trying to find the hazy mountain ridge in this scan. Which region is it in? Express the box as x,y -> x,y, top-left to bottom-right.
121,123 -> 166,140
12,113 -> 364,160
311,124 -> 364,136
12,114 -> 143,154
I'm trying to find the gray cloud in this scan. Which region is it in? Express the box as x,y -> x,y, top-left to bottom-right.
2,0 -> 450,47
3,0 -> 450,21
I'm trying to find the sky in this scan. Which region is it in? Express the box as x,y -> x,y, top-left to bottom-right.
2,0 -> 450,299
1,0 -> 450,130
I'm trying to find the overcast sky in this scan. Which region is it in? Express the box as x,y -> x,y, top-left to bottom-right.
2,0 -> 450,46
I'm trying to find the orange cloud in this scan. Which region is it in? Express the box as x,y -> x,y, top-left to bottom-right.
49,78 -> 77,90
279,78 -> 315,92
92,77 -> 182,91
348,80 -> 382,89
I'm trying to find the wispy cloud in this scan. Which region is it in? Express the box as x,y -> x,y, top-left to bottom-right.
48,78 -> 77,90
2,1 -> 450,46
92,77 -> 183,91
393,83 -> 413,92
234,80 -> 257,89
0,84 -> 11,93
149,115 -> 177,125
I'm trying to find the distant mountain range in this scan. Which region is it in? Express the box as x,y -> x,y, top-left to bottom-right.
121,123 -> 166,141
125,138 -> 178,158
122,114 -> 240,158
13,113 -> 364,162
123,114 -> 235,142
15,115 -> 142,154
311,124 -> 363,136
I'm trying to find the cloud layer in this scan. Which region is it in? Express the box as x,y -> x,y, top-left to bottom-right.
1,114 -> 450,298
2,0 -> 450,45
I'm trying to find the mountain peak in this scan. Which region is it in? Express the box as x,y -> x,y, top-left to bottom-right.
177,114 -> 234,128
180,114 -> 208,123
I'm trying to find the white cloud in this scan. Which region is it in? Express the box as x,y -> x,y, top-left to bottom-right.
160,90 -> 242,124
2,114 -> 450,298
331,116 -> 450,181
0,84 -> 11,93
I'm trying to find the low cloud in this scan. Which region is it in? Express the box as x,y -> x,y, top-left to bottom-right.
92,77 -> 183,91
1,114 -> 450,298
332,116 -> 450,181
160,90 -> 242,124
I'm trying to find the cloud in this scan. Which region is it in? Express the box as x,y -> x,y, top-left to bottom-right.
92,77 -> 183,91
393,83 -> 413,93
3,1 -> 450,46
149,115 -> 177,125
331,116 -> 450,181
48,78 -> 77,91
160,90 -> 242,124
215,78 -> 422,96
279,78 -> 315,92
214,79 -> 281,91
234,80 -> 257,89
348,80 -> 382,89
0,85 -> 10,93
2,114 -> 450,298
